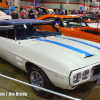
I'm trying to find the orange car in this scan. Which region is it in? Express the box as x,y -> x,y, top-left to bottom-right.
37,15 -> 100,43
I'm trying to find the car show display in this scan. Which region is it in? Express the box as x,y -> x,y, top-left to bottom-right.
1,0 -> 100,99
37,15 -> 100,43
0,19 -> 100,97
76,14 -> 100,28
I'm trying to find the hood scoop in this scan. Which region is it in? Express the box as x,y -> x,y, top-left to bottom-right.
84,54 -> 93,58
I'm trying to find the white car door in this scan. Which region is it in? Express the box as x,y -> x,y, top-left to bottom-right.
0,28 -> 15,64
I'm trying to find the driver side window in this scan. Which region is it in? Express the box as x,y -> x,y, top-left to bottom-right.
0,29 -> 15,40
43,17 -> 64,27
54,18 -> 64,27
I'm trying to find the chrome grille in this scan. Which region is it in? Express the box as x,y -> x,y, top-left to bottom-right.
92,65 -> 100,81
93,65 -> 100,76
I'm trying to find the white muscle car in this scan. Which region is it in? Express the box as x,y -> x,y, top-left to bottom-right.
0,11 -> 12,20
1,19 -> 100,97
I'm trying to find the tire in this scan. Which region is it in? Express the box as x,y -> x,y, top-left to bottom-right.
28,65 -> 55,97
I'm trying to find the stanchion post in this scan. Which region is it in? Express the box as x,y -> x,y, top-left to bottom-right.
66,0 -> 69,11
15,0 -> 20,19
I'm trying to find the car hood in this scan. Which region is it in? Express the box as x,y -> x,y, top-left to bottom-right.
25,35 -> 100,69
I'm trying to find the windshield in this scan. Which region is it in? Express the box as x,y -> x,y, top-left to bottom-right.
63,18 -> 88,28
16,23 -> 61,40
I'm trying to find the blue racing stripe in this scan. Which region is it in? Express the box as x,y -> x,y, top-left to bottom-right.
36,38 -> 92,57
55,36 -> 100,50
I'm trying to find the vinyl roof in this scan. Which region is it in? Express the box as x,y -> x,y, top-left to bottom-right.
0,19 -> 51,25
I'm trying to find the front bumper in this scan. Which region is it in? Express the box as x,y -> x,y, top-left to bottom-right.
69,62 -> 100,87
91,64 -> 100,81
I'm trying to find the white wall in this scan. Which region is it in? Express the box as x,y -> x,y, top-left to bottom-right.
8,0 -> 98,12
8,0 -> 33,6
41,0 -> 91,10
8,0 -> 14,6
41,3 -> 80,10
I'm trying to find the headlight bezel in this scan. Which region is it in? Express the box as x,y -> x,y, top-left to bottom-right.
73,72 -> 81,84
72,70 -> 90,84
82,70 -> 89,80
69,63 -> 100,86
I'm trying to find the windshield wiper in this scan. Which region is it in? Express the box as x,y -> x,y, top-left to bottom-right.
30,36 -> 40,39
25,37 -> 30,39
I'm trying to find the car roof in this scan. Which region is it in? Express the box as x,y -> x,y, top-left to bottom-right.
0,19 -> 51,25
38,14 -> 80,18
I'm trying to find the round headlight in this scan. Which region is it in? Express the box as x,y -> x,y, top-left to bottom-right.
73,72 -> 81,84
82,70 -> 89,80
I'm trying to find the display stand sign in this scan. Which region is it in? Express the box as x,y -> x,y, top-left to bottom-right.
80,6 -> 83,11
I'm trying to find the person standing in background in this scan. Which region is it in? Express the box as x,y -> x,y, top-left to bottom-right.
73,9 -> 76,14
26,10 -> 29,19
54,9 -> 58,15
67,10 -> 71,15
29,6 -> 35,19
65,9 -> 67,15
11,11 -> 18,19
21,8 -> 27,19
62,9 -> 65,15
11,6 -> 18,19
60,2 -> 62,9
38,8 -> 43,17
59,9 -> 64,15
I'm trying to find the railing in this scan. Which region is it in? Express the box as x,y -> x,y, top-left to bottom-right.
0,74 -> 81,100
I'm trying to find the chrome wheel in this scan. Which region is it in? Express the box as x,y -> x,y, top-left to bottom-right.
30,71 -> 43,91
28,66 -> 55,97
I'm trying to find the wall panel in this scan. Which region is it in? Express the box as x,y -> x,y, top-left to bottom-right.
7,0 -> 95,12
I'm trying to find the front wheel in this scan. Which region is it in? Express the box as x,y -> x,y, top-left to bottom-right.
28,65 -> 55,97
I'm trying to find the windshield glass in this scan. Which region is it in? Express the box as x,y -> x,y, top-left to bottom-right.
16,23 -> 61,40
63,18 -> 87,28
